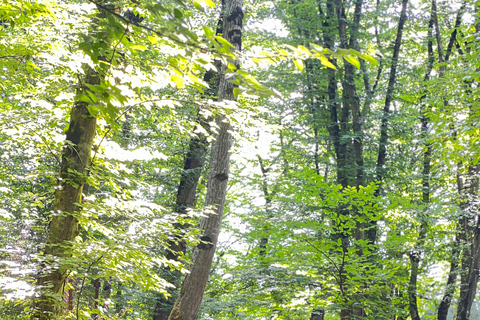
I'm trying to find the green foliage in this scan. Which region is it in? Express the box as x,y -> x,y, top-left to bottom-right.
1,0 -> 480,319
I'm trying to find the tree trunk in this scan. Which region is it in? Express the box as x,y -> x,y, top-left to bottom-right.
369,0 -> 409,245
167,0 -> 243,319
34,65 -> 100,318
408,1 -> 435,317
153,133 -> 209,320
310,308 -> 325,320
456,165 -> 480,320
32,5 -> 113,318
152,21 -> 222,320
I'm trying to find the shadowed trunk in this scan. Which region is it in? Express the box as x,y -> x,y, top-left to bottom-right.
32,5 -> 114,318
369,0 -> 409,245
152,133 -> 209,320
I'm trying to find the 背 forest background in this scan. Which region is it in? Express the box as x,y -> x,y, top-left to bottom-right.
1,0 -> 480,319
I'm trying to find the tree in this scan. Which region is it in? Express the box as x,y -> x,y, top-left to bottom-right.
167,0 -> 243,318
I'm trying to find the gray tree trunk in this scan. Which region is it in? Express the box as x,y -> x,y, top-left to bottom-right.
167,0 -> 243,319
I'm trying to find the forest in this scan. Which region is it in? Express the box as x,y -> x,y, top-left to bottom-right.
1,0 -> 479,319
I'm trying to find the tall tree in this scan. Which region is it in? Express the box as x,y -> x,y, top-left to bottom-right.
33,5 -> 112,317
167,0 -> 243,318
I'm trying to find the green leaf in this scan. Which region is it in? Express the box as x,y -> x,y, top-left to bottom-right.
173,8 -> 184,19
171,74 -> 185,89
233,87 -> 241,98
193,2 -> 204,11
197,0 -> 216,8
344,56 -> 360,69
359,53 -> 379,66
203,26 -> 214,38
215,36 -> 234,48
318,56 -> 336,69
131,44 -> 149,51
310,43 -> 324,52
294,59 -> 304,71
148,36 -> 158,45
348,48 -> 361,56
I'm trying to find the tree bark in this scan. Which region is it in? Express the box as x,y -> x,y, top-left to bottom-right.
434,3 -> 467,320
310,308 -> 325,320
408,2 -> 435,318
152,133 -> 209,320
152,19 -> 223,320
34,95 -> 97,318
32,5 -> 113,318
34,65 -> 100,319
167,0 -> 243,319
456,164 -> 480,320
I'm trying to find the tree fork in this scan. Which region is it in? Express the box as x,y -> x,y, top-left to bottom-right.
167,0 -> 243,318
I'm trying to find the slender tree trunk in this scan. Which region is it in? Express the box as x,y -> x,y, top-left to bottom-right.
456,164 -> 480,320
152,22 -> 222,320
408,2 -> 435,317
310,309 -> 325,320
369,0 -> 409,245
437,230 -> 461,320
434,4 -> 468,320
167,0 -> 243,319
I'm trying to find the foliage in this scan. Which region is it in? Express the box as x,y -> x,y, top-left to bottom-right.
1,0 -> 480,319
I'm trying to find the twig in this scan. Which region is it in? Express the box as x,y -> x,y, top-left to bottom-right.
304,239 -> 341,279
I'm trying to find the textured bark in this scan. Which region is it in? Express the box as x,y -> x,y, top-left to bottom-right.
408,3 -> 435,318
152,23 -> 221,320
456,165 -> 480,320
334,0 -> 364,186
437,231 -> 460,320
167,0 -> 243,319
434,3 -> 467,320
408,252 -> 421,320
334,0 -> 365,249
34,70 -> 99,318
33,6 -> 112,318
153,133 -> 209,320
310,309 -> 325,320
454,6 -> 480,318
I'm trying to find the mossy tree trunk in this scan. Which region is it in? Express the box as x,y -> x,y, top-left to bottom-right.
34,69 -> 99,319
33,7 -> 110,319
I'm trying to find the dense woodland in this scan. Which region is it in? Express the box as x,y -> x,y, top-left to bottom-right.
1,0 -> 480,319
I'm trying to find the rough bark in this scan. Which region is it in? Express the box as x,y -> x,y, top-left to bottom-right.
334,0 -> 364,186
152,133 -> 209,320
456,165 -> 480,320
310,309 -> 325,320
152,21 -> 222,320
167,0 -> 243,319
454,6 -> 480,318
32,5 -> 113,318
34,64 -> 100,318
434,3 -> 467,320
408,2 -> 435,318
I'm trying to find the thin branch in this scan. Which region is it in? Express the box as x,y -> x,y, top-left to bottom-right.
89,0 -> 228,57
304,239 -> 341,275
